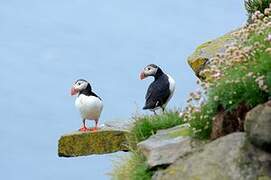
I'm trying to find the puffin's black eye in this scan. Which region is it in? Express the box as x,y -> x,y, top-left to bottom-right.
147,68 -> 151,71
78,82 -> 81,86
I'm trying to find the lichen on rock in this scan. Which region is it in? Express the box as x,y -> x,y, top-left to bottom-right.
58,121 -> 131,157
187,30 -> 239,80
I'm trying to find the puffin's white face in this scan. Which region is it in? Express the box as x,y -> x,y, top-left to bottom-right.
140,64 -> 158,80
71,80 -> 89,96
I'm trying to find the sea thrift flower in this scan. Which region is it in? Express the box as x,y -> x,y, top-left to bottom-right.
214,96 -> 219,101
264,8 -> 271,16
247,72 -> 254,77
179,112 -> 184,118
265,48 -> 271,54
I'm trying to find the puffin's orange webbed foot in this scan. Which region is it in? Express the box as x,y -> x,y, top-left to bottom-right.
89,127 -> 99,132
79,127 -> 91,132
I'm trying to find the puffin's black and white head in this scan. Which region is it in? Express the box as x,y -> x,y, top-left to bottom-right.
70,79 -> 91,96
140,64 -> 163,80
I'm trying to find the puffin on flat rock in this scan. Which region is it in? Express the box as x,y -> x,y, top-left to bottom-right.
140,64 -> 175,114
70,79 -> 103,132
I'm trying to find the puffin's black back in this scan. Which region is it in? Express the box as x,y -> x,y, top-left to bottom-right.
79,83 -> 102,100
143,73 -> 170,110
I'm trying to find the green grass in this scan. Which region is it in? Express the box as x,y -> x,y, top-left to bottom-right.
128,111 -> 184,148
110,152 -> 152,180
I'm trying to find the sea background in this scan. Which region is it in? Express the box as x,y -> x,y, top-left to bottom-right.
0,1 -> 245,179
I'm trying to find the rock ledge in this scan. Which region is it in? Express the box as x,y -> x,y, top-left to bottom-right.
58,121 -> 131,157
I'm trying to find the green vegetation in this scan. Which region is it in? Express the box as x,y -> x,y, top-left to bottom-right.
189,21 -> 271,139
110,152 -> 152,180
110,111 -> 183,180
128,111 -> 183,148
208,32 -> 271,111
245,0 -> 271,21
188,104 -> 215,139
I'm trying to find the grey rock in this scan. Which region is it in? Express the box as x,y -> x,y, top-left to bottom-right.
137,125 -> 205,168
245,102 -> 271,152
104,120 -> 132,131
187,29 -> 239,80
153,133 -> 271,180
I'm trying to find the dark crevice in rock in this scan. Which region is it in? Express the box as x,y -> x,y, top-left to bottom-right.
211,103 -> 251,140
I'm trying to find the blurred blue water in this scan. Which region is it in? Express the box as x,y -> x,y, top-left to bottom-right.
0,0 -> 246,180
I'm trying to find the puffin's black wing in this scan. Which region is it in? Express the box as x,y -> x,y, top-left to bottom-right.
143,75 -> 170,110
79,84 -> 102,100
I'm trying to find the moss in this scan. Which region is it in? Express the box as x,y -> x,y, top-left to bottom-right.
58,130 -> 129,157
168,127 -> 192,138
192,32 -> 234,58
258,176 -> 271,180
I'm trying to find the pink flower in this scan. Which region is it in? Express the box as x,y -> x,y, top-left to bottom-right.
267,34 -> 271,41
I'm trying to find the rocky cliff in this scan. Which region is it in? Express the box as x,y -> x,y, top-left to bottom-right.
111,13 -> 271,178
146,102 -> 271,180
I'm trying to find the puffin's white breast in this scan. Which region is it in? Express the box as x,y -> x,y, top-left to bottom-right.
75,94 -> 103,120
163,74 -> 176,108
167,74 -> 176,95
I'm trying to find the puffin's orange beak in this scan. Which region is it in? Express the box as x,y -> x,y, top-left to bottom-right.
70,86 -> 78,96
140,71 -> 145,80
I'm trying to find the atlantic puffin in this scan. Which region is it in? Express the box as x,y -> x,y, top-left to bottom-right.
140,64 -> 175,114
70,79 -> 103,132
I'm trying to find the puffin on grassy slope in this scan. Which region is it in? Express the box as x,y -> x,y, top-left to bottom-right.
140,64 -> 175,114
70,79 -> 103,132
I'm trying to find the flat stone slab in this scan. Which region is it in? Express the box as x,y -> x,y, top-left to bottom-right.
58,121 -> 131,157
137,124 -> 205,168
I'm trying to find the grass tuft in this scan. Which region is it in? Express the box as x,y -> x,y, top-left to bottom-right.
110,152 -> 152,180
128,111 -> 184,148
